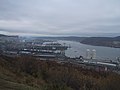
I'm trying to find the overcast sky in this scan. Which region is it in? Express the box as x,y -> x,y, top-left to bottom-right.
0,0 -> 120,36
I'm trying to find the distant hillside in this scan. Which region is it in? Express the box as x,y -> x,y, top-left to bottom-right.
114,36 -> 120,41
0,34 -> 7,37
46,36 -> 120,48
81,36 -> 120,48
0,34 -> 18,38
0,55 -> 120,90
36,36 -> 86,42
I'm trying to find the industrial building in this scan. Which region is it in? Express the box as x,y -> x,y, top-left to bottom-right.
86,49 -> 96,59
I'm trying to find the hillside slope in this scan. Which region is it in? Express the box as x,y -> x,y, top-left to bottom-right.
0,55 -> 120,90
0,55 -> 40,90
81,36 -> 120,48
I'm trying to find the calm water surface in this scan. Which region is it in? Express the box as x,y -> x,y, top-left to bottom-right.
58,40 -> 120,60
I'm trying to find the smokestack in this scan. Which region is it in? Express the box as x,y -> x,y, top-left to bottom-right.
86,49 -> 90,59
92,49 -> 96,59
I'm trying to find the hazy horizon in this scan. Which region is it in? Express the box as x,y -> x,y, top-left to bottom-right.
0,31 -> 119,37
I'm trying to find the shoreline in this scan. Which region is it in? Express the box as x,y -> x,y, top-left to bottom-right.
80,42 -> 120,48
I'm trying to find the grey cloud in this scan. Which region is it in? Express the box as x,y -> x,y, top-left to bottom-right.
0,0 -> 120,36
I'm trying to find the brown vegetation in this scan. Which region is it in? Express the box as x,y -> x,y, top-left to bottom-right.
0,55 -> 120,90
